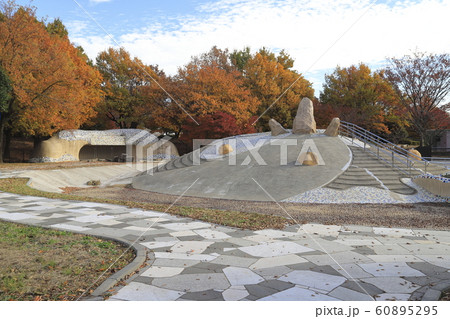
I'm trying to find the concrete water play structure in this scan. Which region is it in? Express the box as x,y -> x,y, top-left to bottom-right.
31,129 -> 179,162
132,98 -> 449,202
1,98 -> 449,302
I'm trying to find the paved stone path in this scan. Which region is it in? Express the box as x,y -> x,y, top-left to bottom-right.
0,191 -> 449,301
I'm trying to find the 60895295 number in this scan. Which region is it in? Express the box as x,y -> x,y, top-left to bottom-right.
375,306 -> 438,316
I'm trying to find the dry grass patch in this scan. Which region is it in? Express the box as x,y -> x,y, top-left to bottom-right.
0,161 -> 122,171
0,221 -> 134,301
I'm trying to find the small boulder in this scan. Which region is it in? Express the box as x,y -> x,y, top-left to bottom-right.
219,144 -> 233,155
269,119 -> 288,136
292,97 -> 316,134
87,180 -> 101,186
324,118 -> 340,137
408,149 -> 422,161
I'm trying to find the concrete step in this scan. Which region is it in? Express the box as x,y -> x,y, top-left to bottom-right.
156,163 -> 168,172
326,183 -> 383,190
164,159 -> 177,171
377,178 -> 403,183
330,180 -> 381,187
326,184 -> 353,190
152,163 -> 164,174
367,173 -> 404,179
385,186 -> 416,195
327,146 -> 417,195
173,157 -> 186,169
352,158 -> 390,163
335,175 -> 378,182
352,163 -> 393,169
181,153 -> 194,166
362,168 -> 406,174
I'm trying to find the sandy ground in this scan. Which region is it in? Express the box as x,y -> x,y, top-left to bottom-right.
15,163 -> 161,193
72,186 -> 450,230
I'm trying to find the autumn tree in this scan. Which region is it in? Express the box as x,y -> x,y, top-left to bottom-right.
181,112 -> 256,143
0,66 -> 10,114
238,49 -> 313,131
174,47 -> 259,144
320,63 -> 405,135
0,66 -> 11,156
385,52 -> 450,146
0,1 -> 103,161
135,67 -> 186,136
313,99 -> 338,129
422,103 -> 450,147
95,47 -> 158,129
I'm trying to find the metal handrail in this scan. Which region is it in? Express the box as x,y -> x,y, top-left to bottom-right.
339,121 -> 450,176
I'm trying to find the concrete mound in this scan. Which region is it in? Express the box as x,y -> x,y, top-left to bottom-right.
132,133 -> 350,201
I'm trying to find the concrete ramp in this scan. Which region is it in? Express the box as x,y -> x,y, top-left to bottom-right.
132,134 -> 350,201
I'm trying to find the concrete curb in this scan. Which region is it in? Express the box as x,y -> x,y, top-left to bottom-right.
88,238 -> 148,298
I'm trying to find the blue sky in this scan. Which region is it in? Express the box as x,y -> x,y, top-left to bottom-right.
15,0 -> 450,97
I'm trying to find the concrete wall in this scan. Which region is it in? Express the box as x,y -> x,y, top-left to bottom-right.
31,129 -> 179,163
430,130 -> 450,149
414,176 -> 450,198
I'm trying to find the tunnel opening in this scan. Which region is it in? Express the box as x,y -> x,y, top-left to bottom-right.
79,145 -> 127,161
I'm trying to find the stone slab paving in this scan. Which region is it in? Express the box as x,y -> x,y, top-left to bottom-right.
0,191 -> 449,301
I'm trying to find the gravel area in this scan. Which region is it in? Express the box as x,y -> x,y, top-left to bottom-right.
283,180 -> 448,204
71,186 -> 450,230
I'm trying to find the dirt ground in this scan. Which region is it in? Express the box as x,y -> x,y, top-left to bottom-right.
0,161 -> 123,171
72,186 -> 450,230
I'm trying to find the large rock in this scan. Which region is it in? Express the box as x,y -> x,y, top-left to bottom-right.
324,118 -> 340,137
269,119 -> 288,136
292,97 -> 316,134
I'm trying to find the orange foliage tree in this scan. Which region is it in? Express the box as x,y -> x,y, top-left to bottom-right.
0,1 -> 102,161
95,47 -> 159,129
320,63 -> 406,136
171,47 -> 259,144
234,48 -> 314,131
137,69 -> 187,137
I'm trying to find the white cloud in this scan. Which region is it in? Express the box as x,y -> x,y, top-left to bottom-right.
65,20 -> 89,36
71,35 -> 114,59
71,0 -> 450,95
